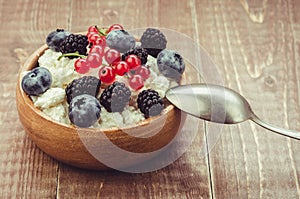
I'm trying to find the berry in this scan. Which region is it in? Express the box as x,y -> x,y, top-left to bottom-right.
137,89 -> 164,118
46,29 -> 71,52
104,48 -> 121,65
89,45 -> 104,56
128,74 -> 144,90
88,25 -> 98,34
122,46 -> 148,65
59,34 -> 89,58
75,58 -> 90,74
100,81 -> 131,112
140,28 -> 167,58
98,66 -> 116,84
22,67 -> 52,96
107,24 -> 124,34
86,53 -> 102,68
94,36 -> 106,47
125,54 -> 141,70
113,61 -> 129,76
68,94 -> 101,128
65,76 -> 101,104
87,32 -> 100,44
157,49 -> 185,79
106,30 -> 135,53
135,66 -> 150,80
86,31 -> 94,39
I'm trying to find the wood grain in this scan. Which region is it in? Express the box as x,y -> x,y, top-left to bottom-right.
195,0 -> 300,198
1,0 -> 300,198
0,0 -> 67,198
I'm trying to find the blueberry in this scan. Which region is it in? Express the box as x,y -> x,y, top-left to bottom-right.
21,67 -> 52,96
46,29 -> 71,52
68,94 -> 101,128
106,30 -> 135,53
157,49 -> 185,79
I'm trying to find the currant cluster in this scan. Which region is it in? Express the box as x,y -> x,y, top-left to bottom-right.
73,26 -> 106,74
73,24 -> 151,90
99,49 -> 150,89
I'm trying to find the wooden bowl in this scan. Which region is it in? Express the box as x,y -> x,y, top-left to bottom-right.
16,45 -> 185,170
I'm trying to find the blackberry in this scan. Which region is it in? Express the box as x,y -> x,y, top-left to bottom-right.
65,76 -> 101,104
122,46 -> 148,65
100,81 -> 131,112
46,29 -> 71,52
106,30 -> 135,53
68,94 -> 101,128
157,49 -> 185,80
137,89 -> 164,118
22,67 -> 52,96
59,34 -> 89,58
140,28 -> 167,58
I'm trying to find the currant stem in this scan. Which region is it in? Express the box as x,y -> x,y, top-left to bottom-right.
95,26 -> 107,36
57,52 -> 87,61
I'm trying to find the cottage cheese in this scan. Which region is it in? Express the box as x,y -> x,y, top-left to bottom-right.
32,87 -> 65,109
32,49 -> 177,127
38,50 -> 80,88
42,103 -> 70,124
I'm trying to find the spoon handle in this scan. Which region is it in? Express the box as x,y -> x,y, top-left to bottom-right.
251,115 -> 300,140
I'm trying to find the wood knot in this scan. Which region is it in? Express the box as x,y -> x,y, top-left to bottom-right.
264,75 -> 276,88
103,9 -> 119,19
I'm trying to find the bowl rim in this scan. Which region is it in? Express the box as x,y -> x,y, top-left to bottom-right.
17,44 -> 178,133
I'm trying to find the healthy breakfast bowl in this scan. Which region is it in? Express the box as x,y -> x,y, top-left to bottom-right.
16,25 -> 191,170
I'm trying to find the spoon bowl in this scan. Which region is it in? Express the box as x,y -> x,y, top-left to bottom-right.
166,84 -> 300,140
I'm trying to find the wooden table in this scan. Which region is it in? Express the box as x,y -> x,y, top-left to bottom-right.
1,0 -> 300,198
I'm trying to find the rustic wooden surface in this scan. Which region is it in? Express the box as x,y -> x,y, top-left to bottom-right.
1,0 -> 300,198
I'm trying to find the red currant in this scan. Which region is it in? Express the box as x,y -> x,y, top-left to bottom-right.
88,25 -> 98,33
94,36 -> 106,47
125,55 -> 141,70
112,61 -> 129,76
135,66 -> 150,80
129,74 -> 144,90
89,45 -> 104,57
88,32 -> 100,43
98,66 -> 116,84
86,31 -> 93,38
86,53 -> 102,68
74,58 -> 90,74
105,48 -> 121,65
107,24 -> 124,34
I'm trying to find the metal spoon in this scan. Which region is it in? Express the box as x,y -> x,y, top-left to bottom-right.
166,84 -> 300,140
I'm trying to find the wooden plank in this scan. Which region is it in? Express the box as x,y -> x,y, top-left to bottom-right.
0,0 -> 71,198
195,0 -> 300,198
4,0 -> 300,198
56,0 -> 212,198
